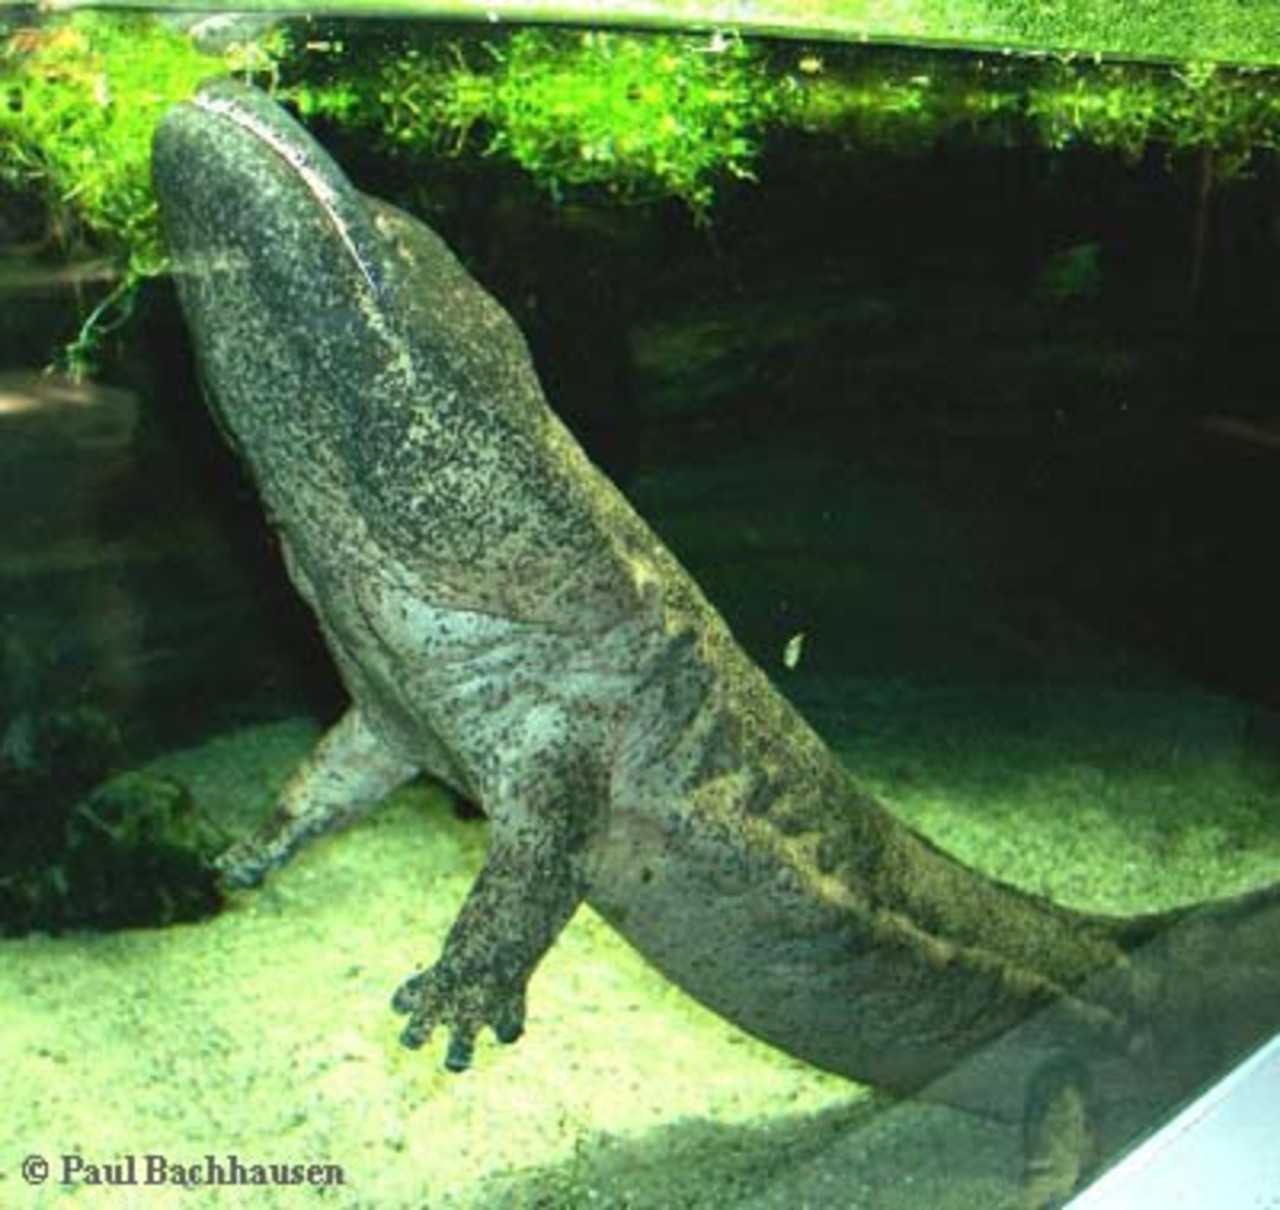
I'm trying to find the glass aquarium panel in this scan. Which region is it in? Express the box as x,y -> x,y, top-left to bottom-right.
1,10 -> 1278,1209
19,0 -> 1280,67
1067,1033 -> 1280,1209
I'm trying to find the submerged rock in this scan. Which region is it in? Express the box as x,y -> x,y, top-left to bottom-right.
0,768 -> 223,935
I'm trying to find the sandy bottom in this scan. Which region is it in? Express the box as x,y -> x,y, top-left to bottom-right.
4,688 -> 1278,1209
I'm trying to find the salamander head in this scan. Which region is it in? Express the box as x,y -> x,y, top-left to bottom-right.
151,79 -> 411,512
152,82 -> 618,618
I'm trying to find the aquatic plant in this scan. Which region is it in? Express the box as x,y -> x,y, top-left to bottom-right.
297,29 -> 773,216
297,28 -> 1280,191
784,49 -> 1280,165
1027,59 -> 1280,165
0,12 -> 279,373
2,12 -> 1278,369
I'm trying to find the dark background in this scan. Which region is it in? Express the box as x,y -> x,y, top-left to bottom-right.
3,38 -> 1278,773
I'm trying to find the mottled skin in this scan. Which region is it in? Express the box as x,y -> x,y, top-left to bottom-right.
154,84 -> 1280,1204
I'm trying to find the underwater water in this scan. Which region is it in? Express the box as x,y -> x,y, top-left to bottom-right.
2,9 -> 1279,1208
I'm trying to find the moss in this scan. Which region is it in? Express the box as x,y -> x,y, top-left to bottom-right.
4,16 -> 184,271
786,51 -> 1280,164
0,12 -> 281,373
293,30 -> 1280,202
6,15 -> 1279,249
296,29 -> 775,216
1027,59 -> 1280,164
2,14 -> 1278,368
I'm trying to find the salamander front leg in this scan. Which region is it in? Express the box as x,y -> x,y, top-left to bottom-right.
391,726 -> 601,1070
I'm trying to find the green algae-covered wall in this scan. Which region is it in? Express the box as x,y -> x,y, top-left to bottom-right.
33,0 -> 1280,68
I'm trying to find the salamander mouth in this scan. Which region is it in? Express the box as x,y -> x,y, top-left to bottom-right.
187,83 -> 385,300
152,81 -> 416,498
153,80 -> 391,316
